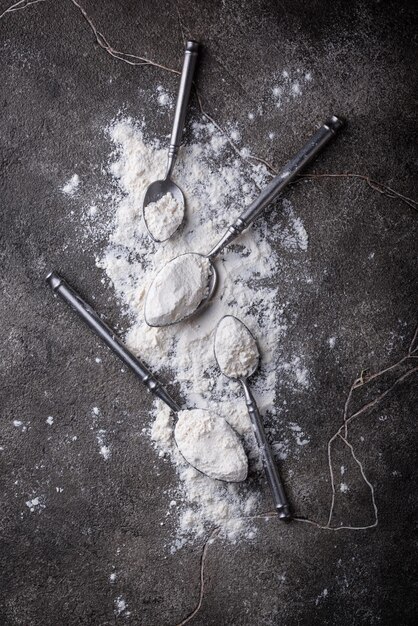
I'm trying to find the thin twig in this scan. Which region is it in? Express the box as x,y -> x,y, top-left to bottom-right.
66,0 -> 418,214
69,0 -> 180,73
175,528 -> 220,626
324,336 -> 418,529
0,0 -> 45,20
339,433 -> 378,528
302,173 -> 418,212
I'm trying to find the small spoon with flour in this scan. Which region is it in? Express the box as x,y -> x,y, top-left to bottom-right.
144,115 -> 344,326
214,315 -> 291,519
142,41 -> 199,242
46,272 -> 248,483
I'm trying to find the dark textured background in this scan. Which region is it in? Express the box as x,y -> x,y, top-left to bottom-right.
1,1 -> 417,624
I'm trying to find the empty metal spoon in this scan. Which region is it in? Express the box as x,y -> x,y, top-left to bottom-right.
143,40 -> 199,242
144,115 -> 344,327
214,315 -> 291,520
46,272 -> 247,483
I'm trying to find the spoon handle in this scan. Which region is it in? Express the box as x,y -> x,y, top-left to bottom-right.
45,272 -> 180,413
240,379 -> 291,520
208,116 -> 344,258
166,41 -> 199,179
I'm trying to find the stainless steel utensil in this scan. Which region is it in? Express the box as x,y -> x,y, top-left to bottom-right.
144,115 -> 344,326
214,315 -> 291,520
143,41 -> 199,242
46,272 -> 247,483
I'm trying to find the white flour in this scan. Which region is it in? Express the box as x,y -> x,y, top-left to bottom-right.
143,191 -> 184,241
215,315 -> 259,379
61,173 -> 80,195
73,114 -> 311,546
145,253 -> 211,326
174,408 -> 248,482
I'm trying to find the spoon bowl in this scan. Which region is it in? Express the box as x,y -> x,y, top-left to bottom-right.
174,407 -> 248,482
214,314 -> 260,380
143,179 -> 185,243
144,252 -> 219,327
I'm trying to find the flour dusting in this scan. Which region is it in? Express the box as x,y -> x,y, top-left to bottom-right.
72,114 -> 311,548
61,174 -> 80,196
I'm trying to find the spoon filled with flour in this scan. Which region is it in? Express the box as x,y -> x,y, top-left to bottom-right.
214,315 -> 291,519
142,41 -> 199,242
143,192 -> 184,242
46,272 -> 248,483
144,116 -> 343,325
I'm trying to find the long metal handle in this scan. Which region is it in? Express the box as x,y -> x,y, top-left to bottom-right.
208,115 -> 344,258
166,40 -> 199,178
46,272 -> 180,413
241,379 -> 291,520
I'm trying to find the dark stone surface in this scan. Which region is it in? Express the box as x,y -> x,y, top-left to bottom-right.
1,0 -> 417,624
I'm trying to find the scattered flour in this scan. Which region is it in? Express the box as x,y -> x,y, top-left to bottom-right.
96,429 -> 111,460
281,356 -> 310,389
72,115 -> 311,547
279,199 -> 309,251
289,422 -> 310,447
114,596 -> 129,616
272,69 -> 313,108
144,191 -> 184,241
174,408 -> 248,482
61,174 -> 80,196
315,588 -> 328,606
25,496 -> 45,512
214,315 -> 259,379
156,85 -> 173,108
329,336 -> 336,349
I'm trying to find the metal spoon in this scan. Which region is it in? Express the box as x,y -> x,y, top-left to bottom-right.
214,315 -> 291,520
143,40 -> 199,242
46,272 -> 247,483
144,115 -> 344,326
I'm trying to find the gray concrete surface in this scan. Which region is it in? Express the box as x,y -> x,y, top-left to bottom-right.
1,0 -> 417,624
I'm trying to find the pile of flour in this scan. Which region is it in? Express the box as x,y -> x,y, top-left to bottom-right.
215,315 -> 259,379
75,114 -> 310,547
143,191 -> 184,241
174,408 -> 248,482
145,253 -> 212,326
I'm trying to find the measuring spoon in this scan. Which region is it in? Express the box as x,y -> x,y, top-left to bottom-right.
143,41 -> 199,242
144,115 -> 344,327
214,315 -> 291,519
46,272 -> 247,483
